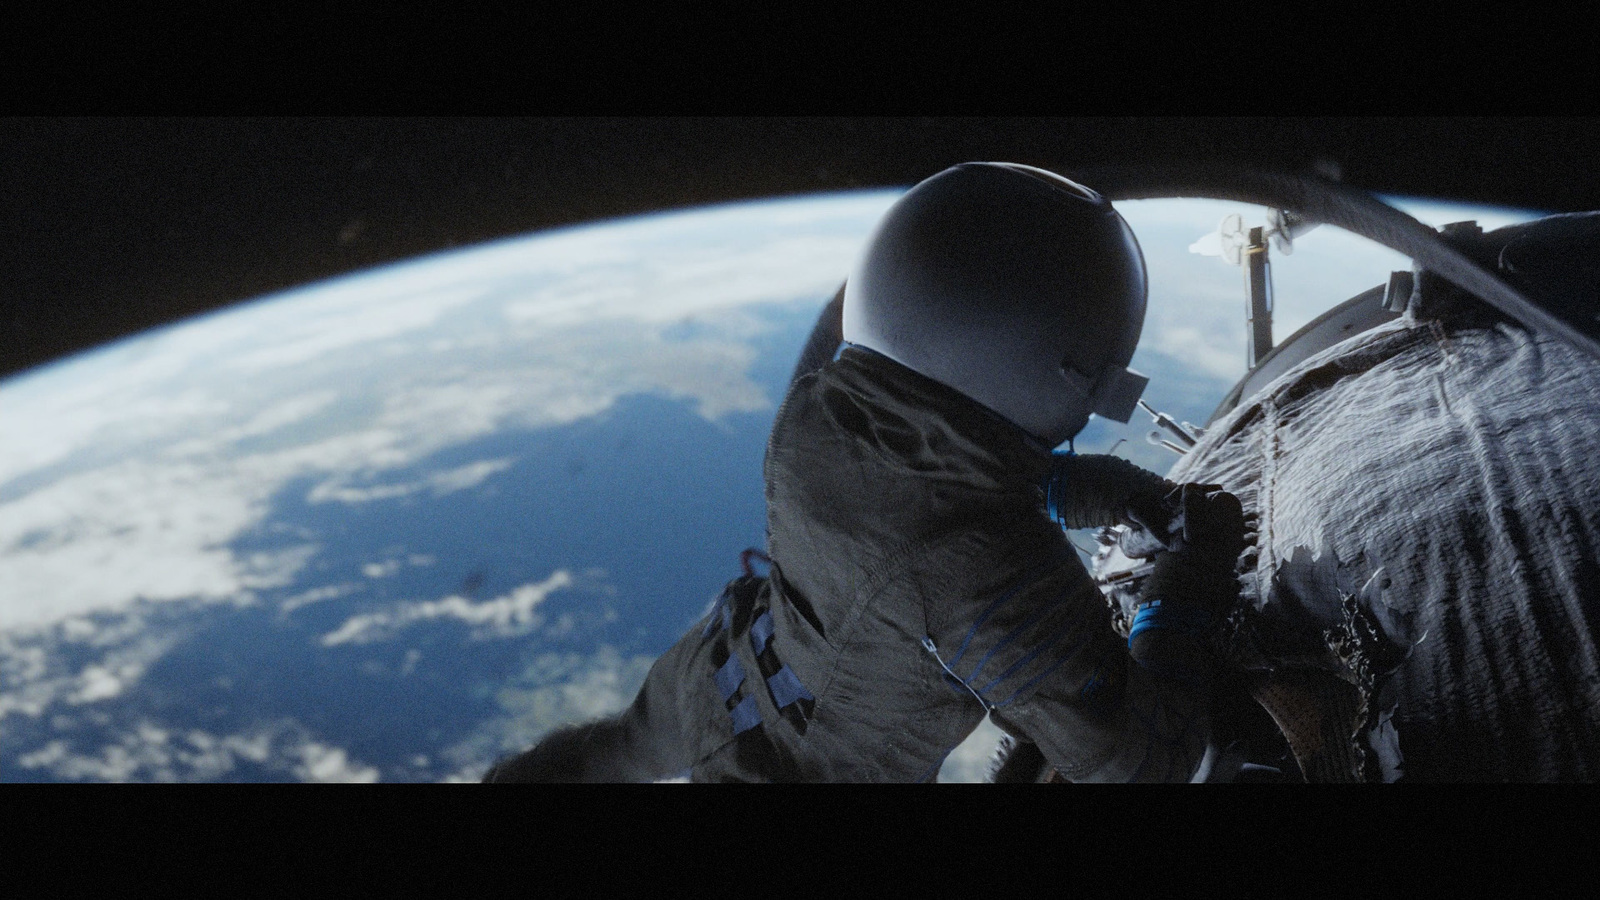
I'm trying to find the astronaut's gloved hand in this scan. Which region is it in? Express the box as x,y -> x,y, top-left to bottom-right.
1171,484 -> 1245,557
1141,484 -> 1245,606
1119,487 -> 1183,558
1127,485 -> 1246,685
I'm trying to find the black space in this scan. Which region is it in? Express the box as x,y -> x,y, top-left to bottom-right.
6,117 -> 1600,381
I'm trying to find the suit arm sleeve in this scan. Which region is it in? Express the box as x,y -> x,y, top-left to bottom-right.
1043,453 -> 1177,531
925,535 -> 1210,783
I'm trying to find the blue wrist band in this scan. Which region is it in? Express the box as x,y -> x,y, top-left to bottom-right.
1127,599 -> 1213,646
1043,448 -> 1076,526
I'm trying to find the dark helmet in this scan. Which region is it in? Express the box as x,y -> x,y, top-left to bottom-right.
843,162 -> 1150,447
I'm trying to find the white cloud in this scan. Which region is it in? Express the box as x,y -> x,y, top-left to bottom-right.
311,482 -> 420,505
0,619 -> 186,719
438,644 -> 658,780
225,391 -> 342,442
500,233 -> 870,328
320,570 -> 575,646
426,458 -> 515,495
279,582 -> 360,613
295,741 -> 381,783
1142,325 -> 1247,384
221,286 -> 487,375
13,717 -> 383,782
58,617 -> 96,641
70,665 -> 126,703
0,460 -> 264,629
239,544 -> 321,590
361,560 -> 402,579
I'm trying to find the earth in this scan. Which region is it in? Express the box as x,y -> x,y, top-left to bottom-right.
0,189 -> 1532,782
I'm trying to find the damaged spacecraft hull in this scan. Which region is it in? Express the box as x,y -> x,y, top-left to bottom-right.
1168,315 -> 1600,781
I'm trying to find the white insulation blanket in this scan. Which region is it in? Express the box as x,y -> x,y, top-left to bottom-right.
1169,316 -> 1600,780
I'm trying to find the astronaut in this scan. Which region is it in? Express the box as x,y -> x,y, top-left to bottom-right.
483,163 -> 1246,782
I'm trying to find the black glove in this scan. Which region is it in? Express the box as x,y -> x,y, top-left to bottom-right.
1127,486 -> 1246,685
1118,487 -> 1182,558
1139,484 -> 1245,606
1119,479 -> 1242,559
1170,483 -> 1247,559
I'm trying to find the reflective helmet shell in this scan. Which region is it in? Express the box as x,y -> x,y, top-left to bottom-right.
844,162 -> 1149,447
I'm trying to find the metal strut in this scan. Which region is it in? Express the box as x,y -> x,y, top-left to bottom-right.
1243,226 -> 1274,370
